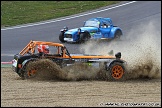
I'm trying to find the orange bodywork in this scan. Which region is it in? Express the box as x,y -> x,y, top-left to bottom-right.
13,40 -> 126,80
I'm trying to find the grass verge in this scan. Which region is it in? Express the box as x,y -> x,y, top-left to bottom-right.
1,1 -> 120,27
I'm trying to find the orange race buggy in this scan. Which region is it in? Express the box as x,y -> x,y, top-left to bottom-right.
12,40 -> 127,81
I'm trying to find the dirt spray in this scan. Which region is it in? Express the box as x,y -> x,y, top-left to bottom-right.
27,21 -> 161,81
80,21 -> 161,79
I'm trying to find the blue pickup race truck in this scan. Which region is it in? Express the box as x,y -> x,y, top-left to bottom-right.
59,17 -> 123,43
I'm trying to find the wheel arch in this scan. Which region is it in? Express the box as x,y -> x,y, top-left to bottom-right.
109,27 -> 123,38
21,58 -> 38,69
82,30 -> 91,36
106,59 -> 125,71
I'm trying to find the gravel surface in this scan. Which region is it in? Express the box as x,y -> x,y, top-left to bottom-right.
1,67 -> 161,107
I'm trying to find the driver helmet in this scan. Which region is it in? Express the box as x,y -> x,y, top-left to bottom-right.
37,44 -> 49,54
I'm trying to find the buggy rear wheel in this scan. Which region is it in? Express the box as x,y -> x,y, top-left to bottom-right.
107,62 -> 126,81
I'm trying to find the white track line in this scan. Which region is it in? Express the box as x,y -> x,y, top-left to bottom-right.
1,54 -> 14,56
1,1 -> 137,31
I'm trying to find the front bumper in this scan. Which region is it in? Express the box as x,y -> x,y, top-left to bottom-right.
64,38 -> 76,42
12,59 -> 17,72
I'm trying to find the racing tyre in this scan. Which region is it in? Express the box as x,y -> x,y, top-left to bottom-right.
24,67 -> 37,79
18,69 -> 26,80
107,62 -> 126,81
59,32 -> 66,43
79,31 -> 90,43
19,60 -> 38,80
114,30 -> 122,40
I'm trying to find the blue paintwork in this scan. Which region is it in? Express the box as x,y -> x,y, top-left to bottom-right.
60,17 -> 122,42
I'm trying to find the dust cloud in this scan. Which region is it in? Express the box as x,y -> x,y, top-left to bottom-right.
80,21 -> 161,79
26,59 -> 101,81
26,21 -> 161,81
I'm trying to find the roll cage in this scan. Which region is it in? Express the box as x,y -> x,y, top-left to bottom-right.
19,40 -> 71,58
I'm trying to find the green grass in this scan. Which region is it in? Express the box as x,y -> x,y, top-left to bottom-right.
1,1 -> 120,27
